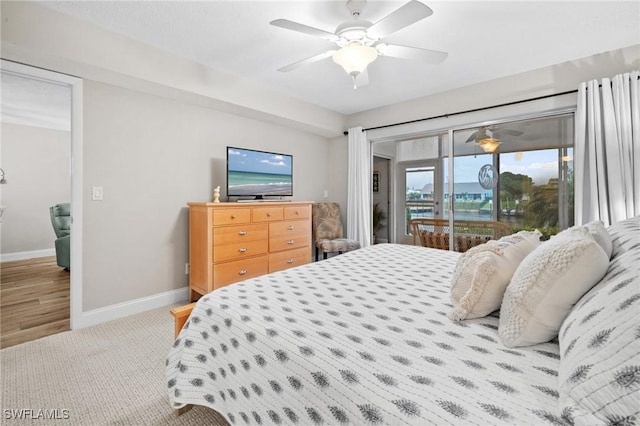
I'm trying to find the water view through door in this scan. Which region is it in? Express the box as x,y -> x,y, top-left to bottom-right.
406,165 -> 437,222
400,159 -> 442,243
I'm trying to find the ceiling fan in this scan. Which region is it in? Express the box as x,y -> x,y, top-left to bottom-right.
270,0 -> 448,88
465,126 -> 524,153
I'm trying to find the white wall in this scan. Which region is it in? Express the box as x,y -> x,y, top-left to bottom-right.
327,135 -> 349,228
2,0 -> 637,319
1,1 -> 335,315
0,123 -> 70,256
328,45 -> 640,210
82,81 -> 330,311
0,1 -> 344,138
347,45 -> 640,131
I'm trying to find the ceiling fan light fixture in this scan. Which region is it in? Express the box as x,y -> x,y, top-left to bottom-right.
332,42 -> 378,76
478,137 -> 501,153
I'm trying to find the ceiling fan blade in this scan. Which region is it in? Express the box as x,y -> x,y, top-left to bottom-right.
494,128 -> 524,137
277,50 -> 336,72
465,130 -> 481,143
270,19 -> 339,42
377,43 -> 448,64
367,0 -> 433,40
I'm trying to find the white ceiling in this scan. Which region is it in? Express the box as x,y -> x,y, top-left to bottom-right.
1,72 -> 71,131
37,1 -> 640,115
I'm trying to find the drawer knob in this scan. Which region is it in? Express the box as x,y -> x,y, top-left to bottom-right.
266,212 -> 271,217
287,258 -> 294,264
287,240 -> 294,245
238,230 -> 247,236
295,211 -> 299,215
239,269 -> 247,275
238,247 -> 247,253
287,225 -> 294,230
231,214 -> 237,219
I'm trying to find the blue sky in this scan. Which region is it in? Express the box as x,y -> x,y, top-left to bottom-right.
228,148 -> 292,175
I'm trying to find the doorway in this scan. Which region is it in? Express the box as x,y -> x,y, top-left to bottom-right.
1,60 -> 83,344
397,160 -> 443,244
379,134 -> 444,245
372,156 -> 391,244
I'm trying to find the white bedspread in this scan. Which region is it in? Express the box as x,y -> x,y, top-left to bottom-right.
167,244 -> 564,425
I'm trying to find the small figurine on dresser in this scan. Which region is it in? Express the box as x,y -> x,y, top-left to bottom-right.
213,186 -> 221,203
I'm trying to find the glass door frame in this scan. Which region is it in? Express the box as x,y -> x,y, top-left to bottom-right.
367,95 -> 578,250
446,110 -> 575,250
398,158 -> 443,245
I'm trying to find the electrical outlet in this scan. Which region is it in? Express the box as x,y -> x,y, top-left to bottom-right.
185,263 -> 190,275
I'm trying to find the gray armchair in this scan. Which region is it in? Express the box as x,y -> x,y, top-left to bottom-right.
50,203 -> 71,270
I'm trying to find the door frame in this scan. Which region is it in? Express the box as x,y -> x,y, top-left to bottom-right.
396,159 -> 443,245
2,60 -> 84,330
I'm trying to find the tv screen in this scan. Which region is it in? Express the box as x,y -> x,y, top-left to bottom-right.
227,147 -> 293,199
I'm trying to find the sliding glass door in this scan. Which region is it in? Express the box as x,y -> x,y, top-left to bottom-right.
394,134 -> 444,244
450,113 -> 574,247
376,111 -> 573,248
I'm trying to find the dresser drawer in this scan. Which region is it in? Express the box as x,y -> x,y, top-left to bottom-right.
269,220 -> 311,237
214,255 -> 268,289
269,247 -> 311,273
213,239 -> 268,263
252,207 -> 283,222
213,223 -> 268,245
212,208 -> 251,225
284,204 -> 310,220
270,234 -> 311,252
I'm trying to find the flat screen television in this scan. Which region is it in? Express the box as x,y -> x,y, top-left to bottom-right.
226,146 -> 293,200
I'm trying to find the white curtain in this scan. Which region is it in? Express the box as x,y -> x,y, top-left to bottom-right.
575,70 -> 639,226
347,126 -> 371,247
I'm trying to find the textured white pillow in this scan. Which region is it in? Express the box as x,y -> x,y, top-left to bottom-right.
448,230 -> 542,321
498,227 -> 610,348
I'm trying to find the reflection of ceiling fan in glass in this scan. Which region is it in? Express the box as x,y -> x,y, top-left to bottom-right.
465,126 -> 524,153
270,0 -> 448,88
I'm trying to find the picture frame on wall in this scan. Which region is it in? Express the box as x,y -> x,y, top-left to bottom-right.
372,171 -> 379,193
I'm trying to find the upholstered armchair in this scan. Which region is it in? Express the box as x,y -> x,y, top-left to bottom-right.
50,203 -> 71,270
312,203 -> 361,260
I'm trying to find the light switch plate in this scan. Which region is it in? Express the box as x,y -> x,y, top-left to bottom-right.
92,186 -> 103,201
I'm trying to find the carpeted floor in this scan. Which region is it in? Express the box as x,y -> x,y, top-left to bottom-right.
0,305 -> 229,425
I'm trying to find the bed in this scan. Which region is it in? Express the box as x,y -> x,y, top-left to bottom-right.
166,217 -> 640,425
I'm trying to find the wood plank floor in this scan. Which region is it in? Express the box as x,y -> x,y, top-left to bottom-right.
0,256 -> 70,348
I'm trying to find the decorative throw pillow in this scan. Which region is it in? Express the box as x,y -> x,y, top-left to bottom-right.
498,227 -> 609,347
583,220 -> 613,259
448,230 -> 542,321
607,215 -> 640,259
557,241 -> 640,425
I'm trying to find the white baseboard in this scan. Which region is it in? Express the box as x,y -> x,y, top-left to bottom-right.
75,286 -> 190,329
1,248 -> 56,262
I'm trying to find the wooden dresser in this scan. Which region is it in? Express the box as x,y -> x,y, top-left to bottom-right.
187,201 -> 313,301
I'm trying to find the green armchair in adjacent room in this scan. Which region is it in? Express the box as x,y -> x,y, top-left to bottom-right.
50,203 -> 71,270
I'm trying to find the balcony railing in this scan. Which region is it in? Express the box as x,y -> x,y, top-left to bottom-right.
406,199 -> 436,222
